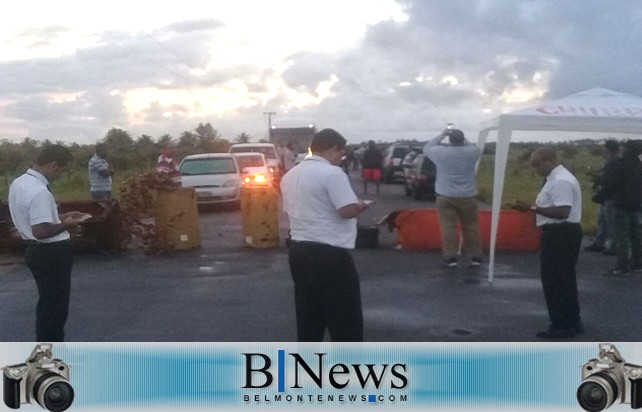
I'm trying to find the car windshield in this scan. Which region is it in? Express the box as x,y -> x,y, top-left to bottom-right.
180,158 -> 237,175
236,155 -> 265,169
230,146 -> 277,159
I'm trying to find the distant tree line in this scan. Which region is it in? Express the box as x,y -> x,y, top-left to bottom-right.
1,125 -> 611,180
0,123 -> 255,178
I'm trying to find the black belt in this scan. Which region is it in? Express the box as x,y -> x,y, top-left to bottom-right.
539,222 -> 581,231
291,240 -> 331,247
291,240 -> 348,251
24,239 -> 71,247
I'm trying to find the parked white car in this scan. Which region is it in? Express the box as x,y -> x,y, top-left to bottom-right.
178,153 -> 241,205
228,143 -> 280,175
232,152 -> 273,187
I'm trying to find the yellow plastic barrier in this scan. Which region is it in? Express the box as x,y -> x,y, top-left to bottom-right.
155,188 -> 201,251
240,186 -> 279,249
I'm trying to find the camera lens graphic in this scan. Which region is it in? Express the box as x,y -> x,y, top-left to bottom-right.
33,373 -> 74,412
577,373 -> 618,412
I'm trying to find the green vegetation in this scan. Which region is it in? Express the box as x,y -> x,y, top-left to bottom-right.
0,123 -> 237,200
0,129 -> 608,234
476,142 -> 605,233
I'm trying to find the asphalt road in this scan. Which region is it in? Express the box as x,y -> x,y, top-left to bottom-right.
0,171 -> 639,342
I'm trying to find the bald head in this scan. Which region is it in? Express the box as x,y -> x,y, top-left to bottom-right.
530,147 -> 559,177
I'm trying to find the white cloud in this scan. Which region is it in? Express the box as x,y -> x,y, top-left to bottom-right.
0,0 -> 641,144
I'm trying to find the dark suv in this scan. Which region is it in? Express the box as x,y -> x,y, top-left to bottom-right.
382,144 -> 411,183
404,154 -> 437,200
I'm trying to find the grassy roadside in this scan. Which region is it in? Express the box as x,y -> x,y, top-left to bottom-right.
476,146 -> 603,233
0,168 -> 148,202
0,145 -> 605,233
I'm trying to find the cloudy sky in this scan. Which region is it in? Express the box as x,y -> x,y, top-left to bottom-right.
1,0 -> 641,145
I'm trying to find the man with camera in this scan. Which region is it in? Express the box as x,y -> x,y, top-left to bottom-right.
8,145 -> 86,342
423,127 -> 483,267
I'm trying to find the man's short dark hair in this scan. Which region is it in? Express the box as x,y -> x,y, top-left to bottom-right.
36,144 -> 73,166
448,129 -> 465,145
310,128 -> 347,153
604,139 -> 619,153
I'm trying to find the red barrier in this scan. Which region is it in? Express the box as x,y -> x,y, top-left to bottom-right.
394,209 -> 540,251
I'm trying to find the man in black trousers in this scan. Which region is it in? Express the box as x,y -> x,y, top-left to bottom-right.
516,147 -> 583,338
281,129 -> 370,341
8,145 -> 85,341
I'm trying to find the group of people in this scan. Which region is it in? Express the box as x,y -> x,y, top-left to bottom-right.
8,127 -> 640,343
284,127 -> 642,341
584,139 -> 642,276
282,126 -> 586,341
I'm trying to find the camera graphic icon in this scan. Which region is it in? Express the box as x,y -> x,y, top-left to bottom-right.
3,344 -> 74,412
578,343 -> 642,411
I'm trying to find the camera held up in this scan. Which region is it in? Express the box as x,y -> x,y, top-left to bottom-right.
578,343 -> 642,411
3,343 -> 74,412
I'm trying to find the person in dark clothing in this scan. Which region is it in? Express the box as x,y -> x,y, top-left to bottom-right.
361,140 -> 383,195
586,139 -> 620,253
601,139 -> 642,276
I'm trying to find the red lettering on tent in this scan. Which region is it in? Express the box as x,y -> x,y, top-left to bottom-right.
535,105 -> 642,117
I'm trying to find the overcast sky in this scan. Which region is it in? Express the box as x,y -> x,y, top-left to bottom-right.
1,0 -> 641,145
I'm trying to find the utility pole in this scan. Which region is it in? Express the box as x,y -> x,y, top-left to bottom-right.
263,111 -> 276,140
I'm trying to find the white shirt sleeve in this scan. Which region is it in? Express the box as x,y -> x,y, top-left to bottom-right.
29,190 -> 57,226
549,180 -> 575,207
326,168 -> 358,210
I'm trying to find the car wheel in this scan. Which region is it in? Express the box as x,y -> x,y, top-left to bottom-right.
405,185 -> 412,196
413,189 -> 422,201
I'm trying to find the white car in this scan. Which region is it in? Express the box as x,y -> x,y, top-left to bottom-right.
178,153 -> 241,205
232,152 -> 273,187
228,143 -> 280,175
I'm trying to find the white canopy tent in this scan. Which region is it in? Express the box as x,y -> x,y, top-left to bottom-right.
477,87 -> 642,282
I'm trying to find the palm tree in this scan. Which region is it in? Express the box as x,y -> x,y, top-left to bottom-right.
234,132 -> 251,143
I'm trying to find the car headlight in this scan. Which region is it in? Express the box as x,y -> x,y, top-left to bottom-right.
223,179 -> 239,188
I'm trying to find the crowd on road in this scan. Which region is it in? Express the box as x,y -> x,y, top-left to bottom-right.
6,128 -> 642,344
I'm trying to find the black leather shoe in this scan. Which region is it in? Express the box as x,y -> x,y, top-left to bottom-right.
536,328 -> 576,339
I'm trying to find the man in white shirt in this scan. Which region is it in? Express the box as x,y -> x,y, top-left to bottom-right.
516,147 -> 583,339
281,128 -> 370,341
8,144 -> 85,341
